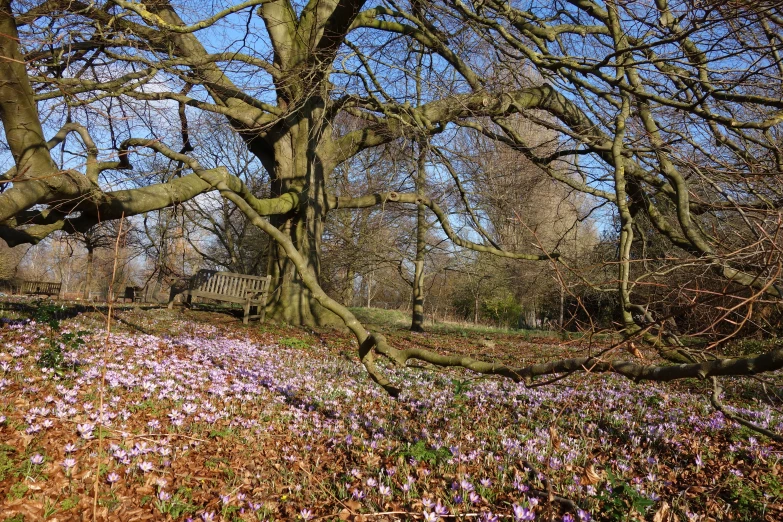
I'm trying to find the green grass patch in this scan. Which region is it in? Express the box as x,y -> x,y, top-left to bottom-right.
7,481 -> 28,501
395,440 -> 452,465
349,307 -> 410,327
278,337 -> 310,349
0,444 -> 18,481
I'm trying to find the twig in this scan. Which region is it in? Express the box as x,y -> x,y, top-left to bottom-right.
710,376 -> 783,442
520,460 -> 580,513
325,513 -> 488,519
93,213 -> 124,521
121,433 -> 209,443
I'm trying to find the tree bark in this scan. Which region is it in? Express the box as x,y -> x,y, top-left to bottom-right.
411,142 -> 428,332
261,102 -> 340,326
83,247 -> 94,300
344,265 -> 355,305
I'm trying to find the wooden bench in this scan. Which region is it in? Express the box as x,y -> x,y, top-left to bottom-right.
20,280 -> 61,297
168,270 -> 271,324
121,286 -> 144,303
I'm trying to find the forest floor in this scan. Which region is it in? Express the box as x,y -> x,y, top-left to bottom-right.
0,299 -> 782,521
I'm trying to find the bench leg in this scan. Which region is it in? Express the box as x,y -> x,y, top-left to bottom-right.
168,288 -> 187,309
243,299 -> 251,325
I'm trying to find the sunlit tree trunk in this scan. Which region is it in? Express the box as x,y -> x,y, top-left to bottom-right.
344,265 -> 355,305
83,247 -> 94,300
411,142 -> 428,332
260,100 -> 338,325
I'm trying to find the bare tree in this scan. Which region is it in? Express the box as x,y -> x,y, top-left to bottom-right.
0,239 -> 27,281
72,221 -> 131,299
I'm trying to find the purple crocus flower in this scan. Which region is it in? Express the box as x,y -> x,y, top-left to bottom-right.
577,509 -> 592,521
513,504 -> 535,521
76,423 -> 94,440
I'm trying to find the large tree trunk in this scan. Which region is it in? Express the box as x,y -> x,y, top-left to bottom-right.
261,103 -> 340,326
266,209 -> 332,325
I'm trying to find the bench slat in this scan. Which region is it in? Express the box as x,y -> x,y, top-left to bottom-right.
189,291 -> 264,304
19,280 -> 61,296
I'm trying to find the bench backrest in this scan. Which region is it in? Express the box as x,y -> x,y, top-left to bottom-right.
189,270 -> 269,299
20,280 -> 61,295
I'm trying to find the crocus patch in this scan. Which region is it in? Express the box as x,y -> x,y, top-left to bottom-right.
0,307 -> 781,521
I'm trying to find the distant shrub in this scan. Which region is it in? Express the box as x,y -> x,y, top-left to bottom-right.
481,294 -> 522,329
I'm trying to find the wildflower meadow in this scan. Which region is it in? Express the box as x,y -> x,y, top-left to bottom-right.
0,304 -> 781,521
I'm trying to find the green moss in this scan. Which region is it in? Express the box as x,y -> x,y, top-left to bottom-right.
0,445 -> 18,481
59,496 -> 80,511
7,482 -> 27,501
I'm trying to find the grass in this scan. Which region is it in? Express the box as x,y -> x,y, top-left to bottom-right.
0,300 -> 781,521
348,306 -> 411,328
350,306 -> 525,334
349,306 -> 619,343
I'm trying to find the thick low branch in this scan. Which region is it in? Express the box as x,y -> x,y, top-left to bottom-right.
374,338 -> 783,385
0,160 -> 299,246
